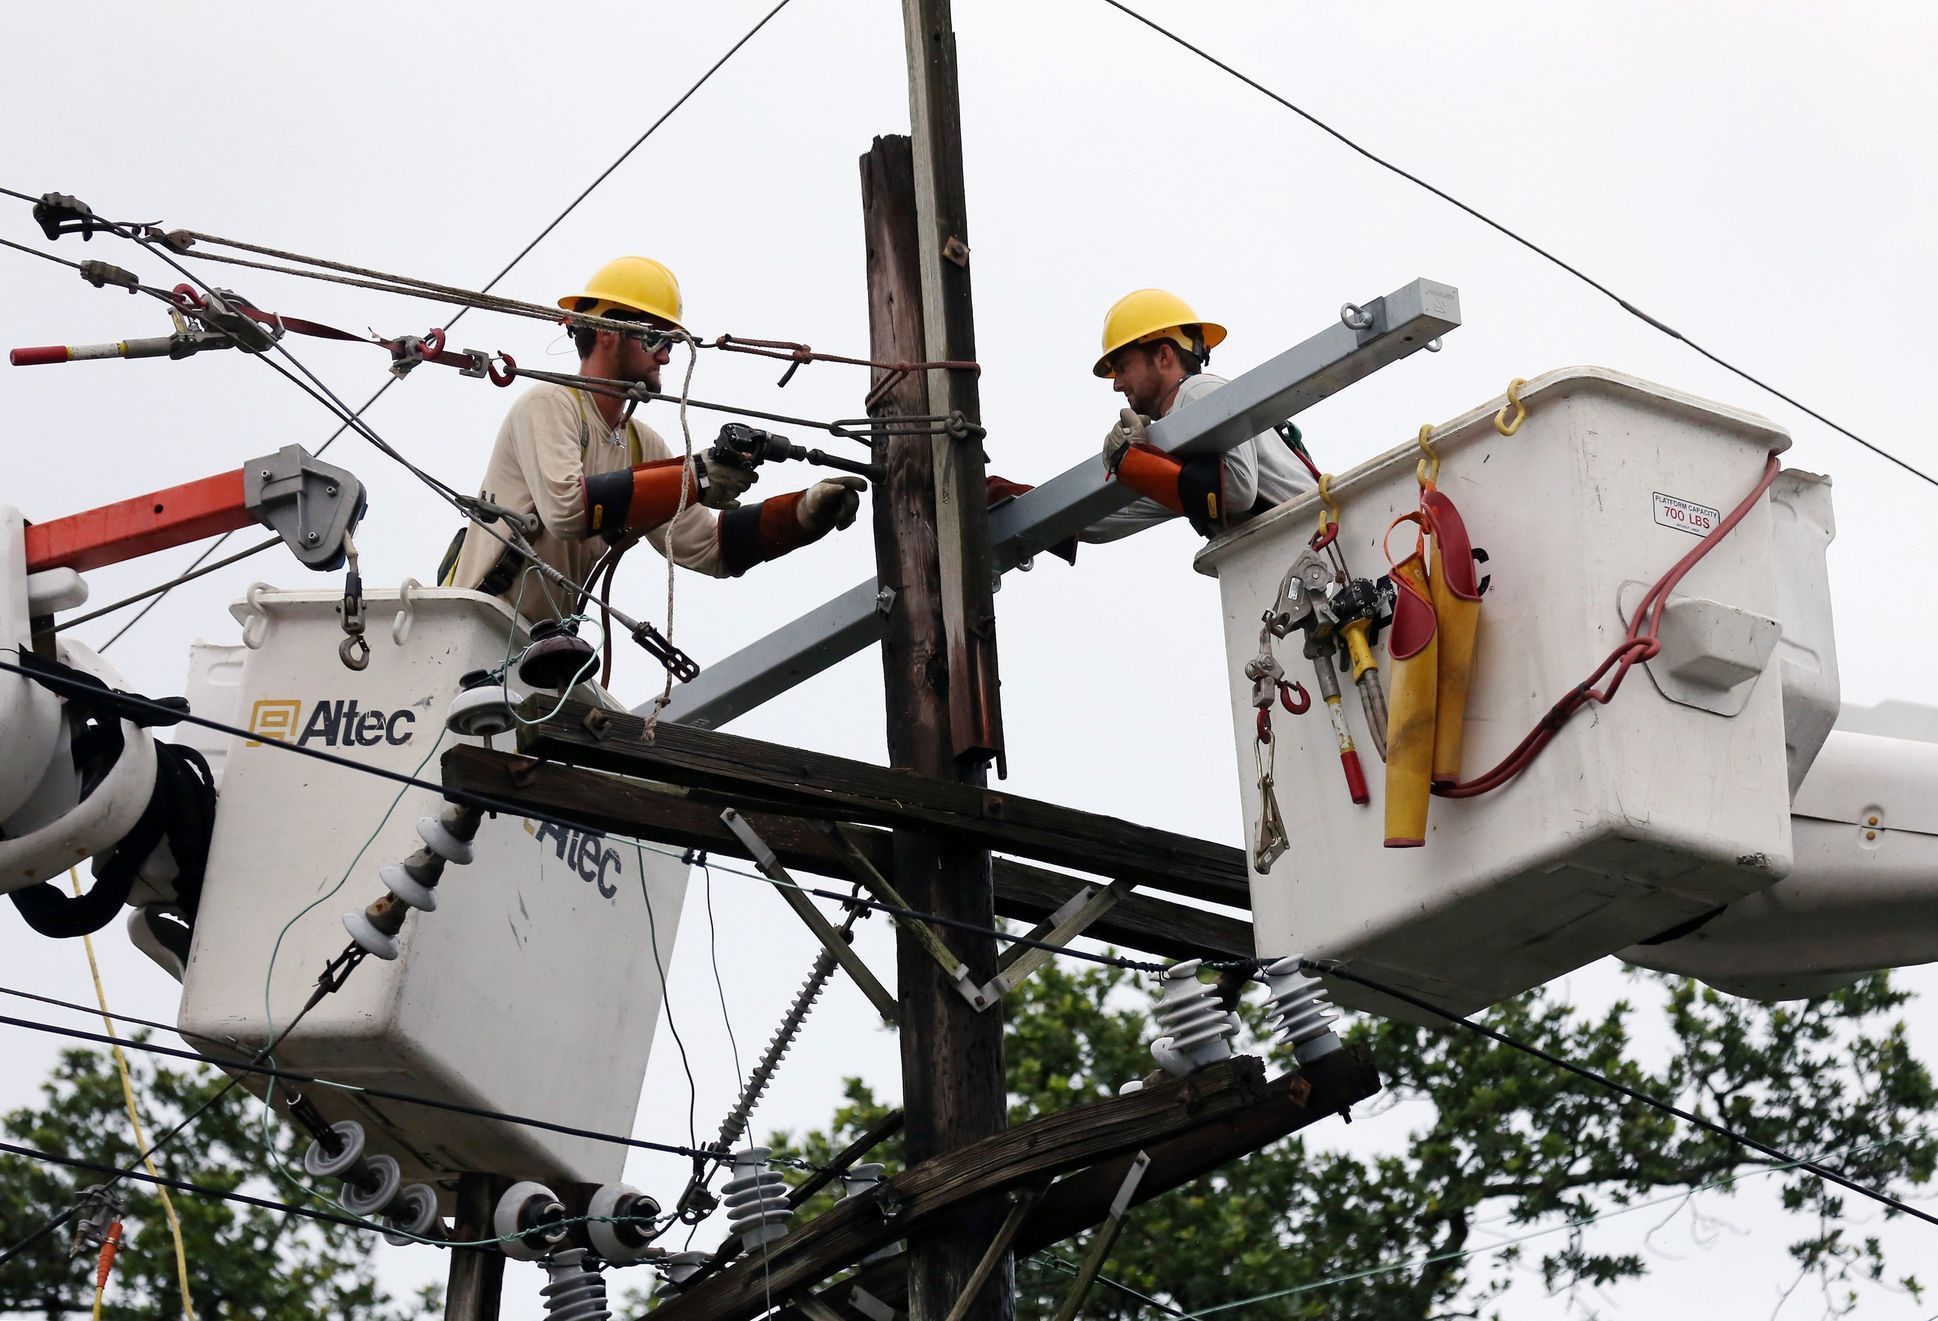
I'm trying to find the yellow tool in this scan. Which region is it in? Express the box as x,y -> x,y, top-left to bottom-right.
1423,487 -> 1484,787
1382,529 -> 1437,848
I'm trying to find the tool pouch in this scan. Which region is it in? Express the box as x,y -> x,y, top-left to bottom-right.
1422,488 -> 1483,788
1383,551 -> 1437,847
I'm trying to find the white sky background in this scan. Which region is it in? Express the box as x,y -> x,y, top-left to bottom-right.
3,1 -> 1937,1316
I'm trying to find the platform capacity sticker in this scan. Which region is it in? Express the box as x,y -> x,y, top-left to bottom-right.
1652,491 -> 1720,537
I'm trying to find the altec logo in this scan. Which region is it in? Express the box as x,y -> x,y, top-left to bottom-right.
247,698 -> 417,748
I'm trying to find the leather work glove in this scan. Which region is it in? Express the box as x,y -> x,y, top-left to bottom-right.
1101,408 -> 1152,476
797,475 -> 868,533
697,453 -> 758,510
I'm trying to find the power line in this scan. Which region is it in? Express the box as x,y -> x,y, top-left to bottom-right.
0,1008 -> 728,1167
6,0 -> 800,650
1099,0 -> 1938,490
0,1137 -> 493,1251
0,651 -> 1198,980
1169,1136 -> 1904,1317
1309,960 -> 1938,1232
0,945 -> 361,1267
50,536 -> 282,634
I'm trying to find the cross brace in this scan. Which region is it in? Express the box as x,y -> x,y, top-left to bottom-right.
652,278 -> 1460,729
438,745 -> 1256,964
515,699 -> 1251,908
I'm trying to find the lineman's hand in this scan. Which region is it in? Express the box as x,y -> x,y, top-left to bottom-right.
697,453 -> 758,509
797,476 -> 868,533
1101,408 -> 1152,475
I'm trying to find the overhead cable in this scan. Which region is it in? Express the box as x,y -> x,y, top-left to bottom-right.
1,0 -> 799,648
1168,1135 -> 1905,1317
0,999 -> 697,1163
1099,0 -> 1936,489
1309,960 -> 1938,1231
0,944 -> 364,1267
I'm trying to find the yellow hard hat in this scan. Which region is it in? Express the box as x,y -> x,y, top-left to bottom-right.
1094,288 -> 1227,378
558,256 -> 687,331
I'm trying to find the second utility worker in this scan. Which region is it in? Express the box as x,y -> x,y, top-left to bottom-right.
442,256 -> 866,614
1083,288 -> 1313,543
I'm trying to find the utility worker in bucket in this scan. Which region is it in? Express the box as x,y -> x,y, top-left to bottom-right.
440,256 -> 865,615
1083,288 -> 1314,543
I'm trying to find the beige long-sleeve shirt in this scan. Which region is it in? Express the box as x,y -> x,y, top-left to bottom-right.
447,384 -> 729,612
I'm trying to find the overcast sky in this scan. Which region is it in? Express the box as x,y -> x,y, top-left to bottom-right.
4,2 -> 1937,1317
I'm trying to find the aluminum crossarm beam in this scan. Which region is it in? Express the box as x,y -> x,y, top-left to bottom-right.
653,279 -> 1461,729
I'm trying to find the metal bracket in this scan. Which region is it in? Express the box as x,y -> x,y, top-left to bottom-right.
942,1184 -> 1044,1321
982,877 -> 1134,1003
243,444 -> 367,570
1050,1150 -> 1150,1321
721,809 -> 900,1024
816,821 -> 1132,1014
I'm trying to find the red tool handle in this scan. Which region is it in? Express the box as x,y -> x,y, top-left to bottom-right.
1340,747 -> 1370,805
10,345 -> 72,366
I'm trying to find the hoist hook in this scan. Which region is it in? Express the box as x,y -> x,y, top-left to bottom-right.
1494,378 -> 1529,437
339,633 -> 370,671
1415,425 -> 1440,489
1279,679 -> 1312,715
488,351 -> 517,387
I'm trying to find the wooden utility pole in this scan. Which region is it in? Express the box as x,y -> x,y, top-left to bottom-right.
444,1173 -> 503,1321
901,0 -> 1003,769
863,124 -> 1012,1321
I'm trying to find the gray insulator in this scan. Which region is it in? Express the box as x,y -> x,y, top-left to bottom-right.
1150,959 -> 1239,1076
721,1148 -> 790,1253
654,1250 -> 711,1297
381,1183 -> 443,1246
839,1163 -> 885,1198
341,909 -> 399,960
302,1120 -> 366,1180
380,861 -> 438,912
538,1249 -> 611,1321
416,814 -> 475,866
1262,956 -> 1343,1064
339,1153 -> 403,1218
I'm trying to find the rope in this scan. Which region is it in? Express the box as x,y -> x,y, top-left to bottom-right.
70,871 -> 197,1321
644,340 -> 703,740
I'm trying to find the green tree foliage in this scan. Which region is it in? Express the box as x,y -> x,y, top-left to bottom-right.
773,964 -> 1936,1319
0,1040 -> 438,1320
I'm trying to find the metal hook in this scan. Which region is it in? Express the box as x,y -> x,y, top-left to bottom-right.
339,633 -> 370,671
1424,337 -> 1443,353
1339,302 -> 1374,331
1279,680 -> 1311,715
1494,377 -> 1529,436
1415,424 -> 1440,488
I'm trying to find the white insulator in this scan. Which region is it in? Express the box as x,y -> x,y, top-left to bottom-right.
721,1147 -> 791,1252
538,1249 -> 611,1321
1150,959 -> 1239,1076
494,1180 -> 568,1262
301,1120 -> 366,1180
586,1183 -> 660,1265
380,861 -> 439,912
416,814 -> 475,866
1262,956 -> 1343,1064
342,909 -> 399,960
446,683 -> 516,738
655,1250 -> 711,1297
381,1183 -> 443,1246
339,1153 -> 403,1218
